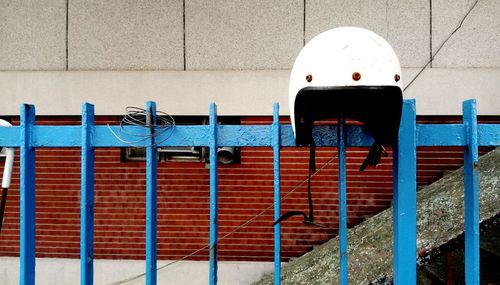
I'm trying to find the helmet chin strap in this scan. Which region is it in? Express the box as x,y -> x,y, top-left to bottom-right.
360,143 -> 388,171
274,117 -> 391,228
0,187 -> 8,234
274,140 -> 326,228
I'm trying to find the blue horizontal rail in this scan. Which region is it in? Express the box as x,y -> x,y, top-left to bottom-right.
1,124 -> 498,148
0,99 -> 498,285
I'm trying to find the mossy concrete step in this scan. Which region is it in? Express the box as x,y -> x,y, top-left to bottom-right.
254,148 -> 500,285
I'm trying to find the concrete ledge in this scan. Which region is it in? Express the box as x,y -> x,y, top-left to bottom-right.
0,68 -> 499,116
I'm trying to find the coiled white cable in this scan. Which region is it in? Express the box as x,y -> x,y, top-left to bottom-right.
107,106 -> 176,146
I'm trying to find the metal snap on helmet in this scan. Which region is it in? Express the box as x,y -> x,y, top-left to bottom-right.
289,26 -> 403,170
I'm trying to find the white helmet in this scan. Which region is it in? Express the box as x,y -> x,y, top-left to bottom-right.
289,27 -> 403,169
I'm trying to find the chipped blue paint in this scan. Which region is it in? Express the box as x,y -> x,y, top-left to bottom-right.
81,103 -> 95,285
478,124 -> 500,146
393,100 -> 417,285
1,124 -> 499,148
417,124 -> 465,146
337,114 -> 348,285
272,103 -> 281,285
218,125 -> 272,146
209,103 -> 219,285
146,101 -> 158,285
19,104 -> 36,285
463,100 -> 480,285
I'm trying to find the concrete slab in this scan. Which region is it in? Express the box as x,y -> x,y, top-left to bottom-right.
402,67 -> 500,115
432,0 -> 500,67
387,0 -> 430,68
0,0 -> 66,70
305,0 -> 387,43
185,0 -> 303,70
68,0 -> 184,70
306,0 -> 430,67
0,69 -> 499,116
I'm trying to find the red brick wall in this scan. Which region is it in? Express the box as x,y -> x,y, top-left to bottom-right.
0,116 -> 497,261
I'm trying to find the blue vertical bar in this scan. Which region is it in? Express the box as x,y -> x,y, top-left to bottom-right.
337,114 -> 348,285
20,104 -> 36,285
81,103 -> 95,285
392,99 -> 417,285
463,99 -> 479,285
209,103 -> 218,285
272,103 -> 281,285
146,101 -> 158,285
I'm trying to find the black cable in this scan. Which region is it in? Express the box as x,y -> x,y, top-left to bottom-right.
108,106 -> 175,146
0,187 -> 8,234
108,154 -> 338,284
307,152 -> 314,222
274,139 -> 326,228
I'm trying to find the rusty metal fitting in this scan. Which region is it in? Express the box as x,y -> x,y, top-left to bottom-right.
352,72 -> 361,81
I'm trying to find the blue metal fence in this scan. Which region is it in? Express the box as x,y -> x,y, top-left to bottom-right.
0,99 -> 499,285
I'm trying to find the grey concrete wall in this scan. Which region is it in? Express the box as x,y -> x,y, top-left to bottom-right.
2,0 -> 499,70
306,0 -> 430,68
68,0 -> 184,70
0,0 -> 499,115
432,0 -> 500,67
0,0 -> 66,70
186,0 -> 303,70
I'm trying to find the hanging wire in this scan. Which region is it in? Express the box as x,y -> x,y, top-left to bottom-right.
403,0 -> 480,92
107,106 -> 176,146
107,153 -> 339,285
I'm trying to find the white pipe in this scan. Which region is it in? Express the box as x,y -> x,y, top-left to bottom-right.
0,119 -> 14,189
217,147 -> 235,164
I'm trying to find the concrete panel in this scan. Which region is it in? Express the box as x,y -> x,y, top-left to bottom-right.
403,68 -> 500,115
68,0 -> 183,70
185,0 -> 303,70
387,1 -> 430,68
306,0 -> 387,42
0,69 -> 499,116
432,0 -> 500,67
0,0 -> 66,70
306,0 -> 430,67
